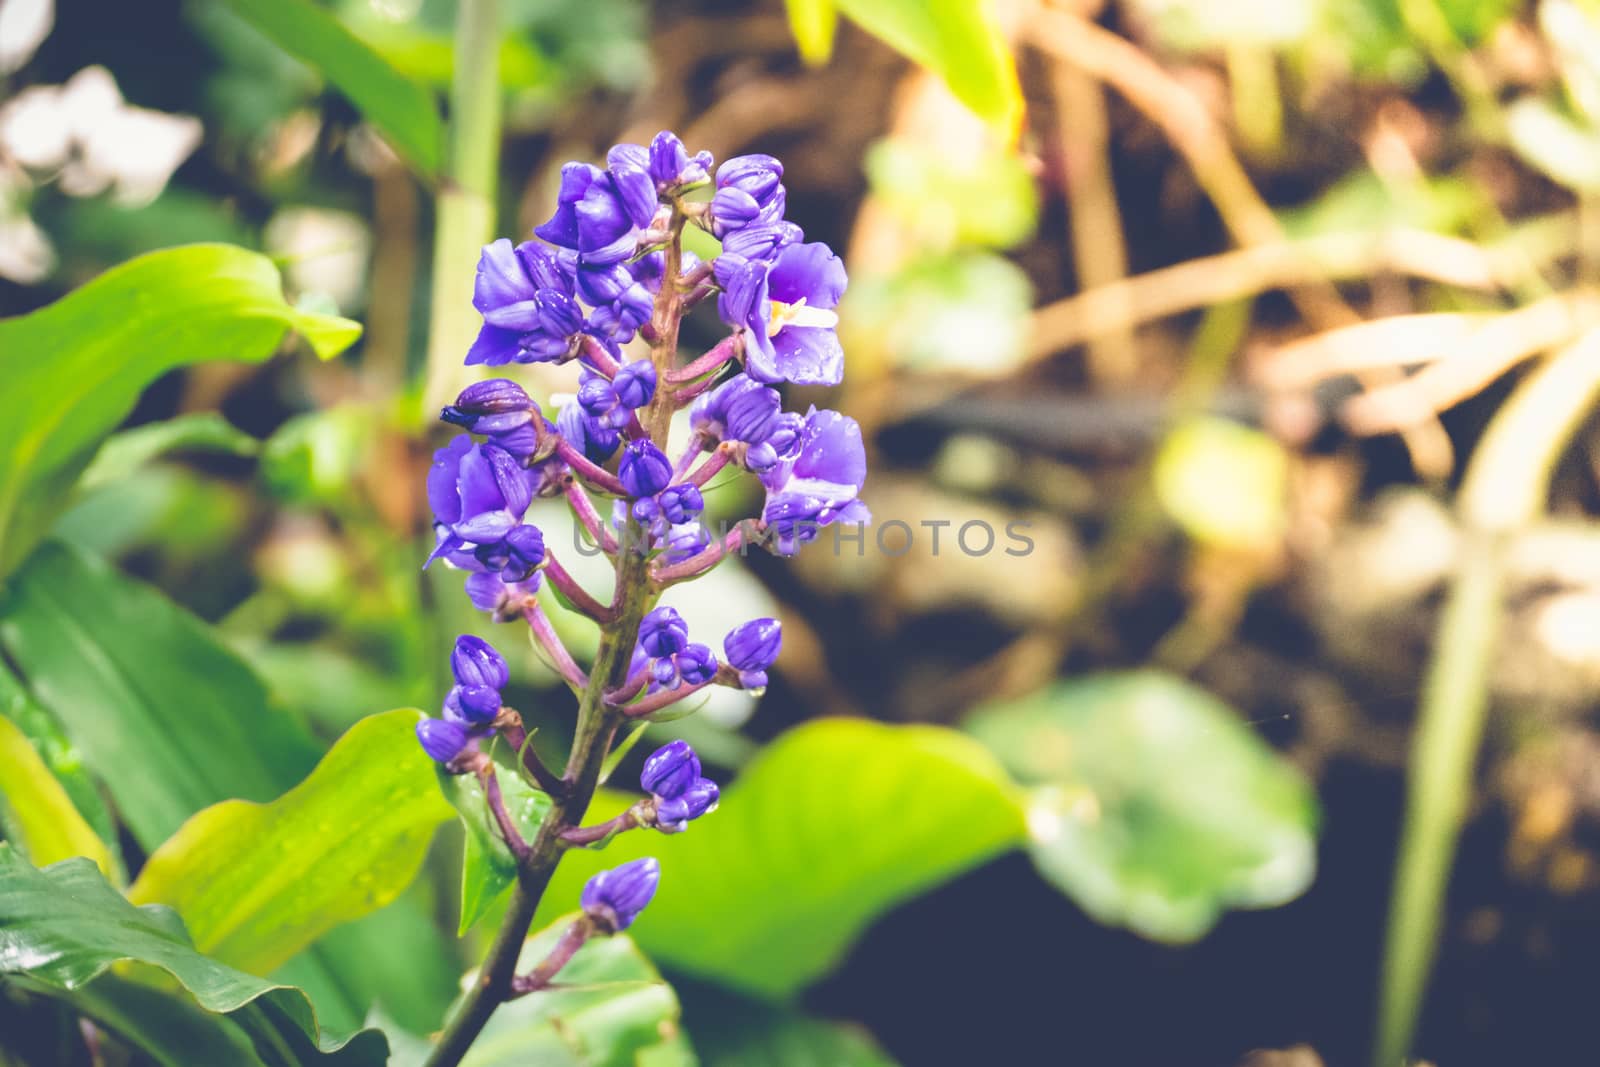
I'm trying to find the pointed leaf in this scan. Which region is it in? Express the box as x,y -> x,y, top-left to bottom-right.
0,713 -> 114,879
534,719 -> 1027,999
438,764 -> 553,935
0,244 -> 360,575
0,846 -> 386,1063
127,710 -> 453,976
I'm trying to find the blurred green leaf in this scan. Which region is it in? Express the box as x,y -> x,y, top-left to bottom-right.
864,137 -> 1037,251
1153,416 -> 1289,551
0,244 -> 359,578
966,671 -> 1319,942
785,0 -> 840,64
534,719 -> 1027,999
221,0 -> 442,176
405,915 -> 692,1067
261,405 -> 381,510
0,713 -> 115,879
127,710 -> 452,975
236,638 -> 421,733
0,846 -> 388,1064
684,984 -> 897,1067
0,541 -> 323,848
438,764 -> 554,935
1278,169 -> 1481,239
834,0 -> 1022,135
1507,96 -> 1600,192
0,657 -> 119,870
845,251 -> 1033,375
78,413 -> 259,493
53,464 -> 251,560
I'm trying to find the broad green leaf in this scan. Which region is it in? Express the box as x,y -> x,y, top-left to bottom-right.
406,915 -> 692,1067
77,413 -> 259,493
0,540 -> 323,849
834,0 -> 1022,135
684,984 -> 897,1067
53,464 -> 251,560
534,719 -> 1027,999
221,0 -> 442,176
0,846 -> 387,1064
0,713 -> 114,878
439,764 -> 554,935
784,0 -> 839,63
1153,416 -> 1289,551
0,244 -> 359,576
0,657 -> 118,867
965,671 -> 1319,942
127,710 -> 453,976
260,405 -> 382,510
43,975 -> 265,1067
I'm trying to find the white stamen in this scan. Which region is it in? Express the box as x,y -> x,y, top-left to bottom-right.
767,298 -> 838,337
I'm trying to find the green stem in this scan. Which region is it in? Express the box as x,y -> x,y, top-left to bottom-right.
422,0 -> 502,420
1375,328 -> 1600,1066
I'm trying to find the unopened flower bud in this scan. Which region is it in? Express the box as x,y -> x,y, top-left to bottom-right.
416,717 -> 469,763
640,739 -> 701,799
657,484 -> 704,525
452,634 -> 509,690
581,857 -> 660,932
656,778 -> 719,832
639,606 -> 689,658
619,441 -> 673,498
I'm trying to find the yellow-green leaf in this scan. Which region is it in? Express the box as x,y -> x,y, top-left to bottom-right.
128,710 -> 453,976
784,0 -> 840,64
0,713 -> 115,879
1153,416 -> 1289,551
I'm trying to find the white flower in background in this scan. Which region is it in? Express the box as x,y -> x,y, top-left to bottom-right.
0,162 -> 54,283
0,0 -> 53,75
264,207 -> 373,312
0,65 -> 203,206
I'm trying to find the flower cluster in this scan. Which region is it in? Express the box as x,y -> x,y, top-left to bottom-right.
418,132 -> 866,961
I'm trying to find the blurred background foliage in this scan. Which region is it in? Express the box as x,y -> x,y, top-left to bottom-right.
3,0 -> 1600,1064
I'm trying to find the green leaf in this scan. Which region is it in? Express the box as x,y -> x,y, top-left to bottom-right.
534,719 -> 1027,999
43,974 -> 267,1067
439,763 -> 554,935
0,540 -> 324,849
0,713 -> 115,879
0,846 -> 387,1064
863,137 -> 1038,251
259,405 -> 381,510
220,0 -> 442,176
965,671 -> 1320,942
0,657 -> 119,869
406,916 -> 692,1067
684,984 -> 897,1067
0,243 -> 359,576
1152,416 -> 1289,551
77,413 -> 260,493
127,710 -> 453,976
784,0 -> 839,64
834,0 -> 1022,135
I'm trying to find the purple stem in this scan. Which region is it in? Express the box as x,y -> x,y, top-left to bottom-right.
494,717 -> 569,796
684,447 -> 732,488
577,334 -> 622,378
665,334 -> 741,384
522,603 -> 589,692
671,432 -> 709,483
562,478 -> 618,554
480,767 -> 532,863
559,807 -> 641,846
508,919 -> 593,998
652,522 -> 753,586
622,678 -> 715,719
556,439 -> 626,496
545,552 -> 616,622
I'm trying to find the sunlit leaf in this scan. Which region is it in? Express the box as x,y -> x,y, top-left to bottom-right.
834,0 -> 1022,135
0,846 -> 387,1064
0,244 -> 359,577
0,712 -> 115,879
127,710 -> 453,976
1507,96 -> 1600,193
966,671 -> 1319,942
784,0 -> 839,64
438,764 -> 554,935
534,719 -> 1027,999
221,0 -> 443,176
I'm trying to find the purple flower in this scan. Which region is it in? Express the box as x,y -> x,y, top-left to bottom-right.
656,778 -> 719,832
689,374 -> 805,472
466,240 -> 584,365
641,739 -> 700,798
417,717 -> 469,763
662,522 -> 711,564
464,570 -> 543,619
472,523 -> 545,581
720,222 -> 802,262
536,160 -> 657,266
639,607 -> 689,658
427,436 -> 535,566
710,154 -> 786,238
558,400 -> 620,464
584,280 -> 654,346
441,378 -> 539,436
759,408 -> 870,555
724,618 -> 781,688
578,362 -> 655,430
619,440 -> 673,499
715,242 -> 847,386
451,634 -> 509,690
676,644 -> 718,686
582,857 -> 660,931
657,484 -> 703,525
647,130 -> 713,190
447,683 -> 502,724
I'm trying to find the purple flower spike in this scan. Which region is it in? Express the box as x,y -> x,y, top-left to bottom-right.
417,717 -> 469,763
641,739 -> 701,799
656,778 -> 720,832
619,440 -> 673,499
451,634 -> 509,690
724,618 -> 781,688
582,857 -> 661,932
